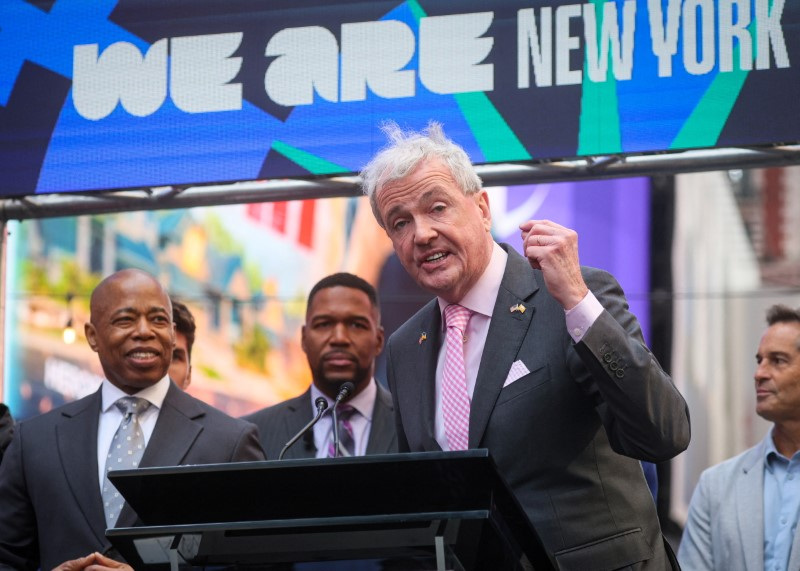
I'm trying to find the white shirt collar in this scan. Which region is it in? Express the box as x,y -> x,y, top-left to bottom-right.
101,375 -> 171,412
438,241 -> 507,324
310,377 -> 377,421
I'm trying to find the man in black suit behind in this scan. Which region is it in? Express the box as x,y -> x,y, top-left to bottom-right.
244,272 -> 396,459
0,404 -> 13,465
0,269 -> 265,570
360,122 -> 690,570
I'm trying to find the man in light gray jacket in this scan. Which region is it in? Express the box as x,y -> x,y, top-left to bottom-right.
679,304 -> 800,571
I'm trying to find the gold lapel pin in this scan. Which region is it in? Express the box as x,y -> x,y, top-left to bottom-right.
418,332 -> 427,344
510,303 -> 526,314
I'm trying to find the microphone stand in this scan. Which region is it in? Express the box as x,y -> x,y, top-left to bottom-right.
330,382 -> 355,458
278,397 -> 328,460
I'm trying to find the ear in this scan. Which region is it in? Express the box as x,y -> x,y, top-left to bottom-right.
475,190 -> 492,232
300,324 -> 308,354
184,365 -> 193,390
375,325 -> 385,356
85,322 -> 99,353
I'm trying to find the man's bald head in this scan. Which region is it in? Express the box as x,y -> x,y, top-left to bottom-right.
85,269 -> 175,395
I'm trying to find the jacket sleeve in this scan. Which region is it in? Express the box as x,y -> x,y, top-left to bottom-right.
677,470 -> 715,571
0,425 -> 39,570
229,421 -> 267,462
568,267 -> 691,462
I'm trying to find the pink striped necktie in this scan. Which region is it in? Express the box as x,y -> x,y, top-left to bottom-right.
442,303 -> 473,451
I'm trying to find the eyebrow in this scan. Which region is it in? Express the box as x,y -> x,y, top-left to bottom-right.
310,314 -> 371,323
384,188 -> 442,224
111,306 -> 169,317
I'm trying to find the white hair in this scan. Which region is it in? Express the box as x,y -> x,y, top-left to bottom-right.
360,121 -> 482,228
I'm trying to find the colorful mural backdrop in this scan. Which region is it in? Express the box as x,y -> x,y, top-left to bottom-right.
3,179 -> 649,421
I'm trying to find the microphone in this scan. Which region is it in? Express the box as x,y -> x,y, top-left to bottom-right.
278,397 -> 328,460
330,382 -> 355,459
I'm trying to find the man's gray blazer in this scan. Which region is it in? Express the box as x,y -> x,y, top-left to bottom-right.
385,244 -> 690,570
678,435 -> 800,571
243,382 -> 397,460
0,381 -> 265,570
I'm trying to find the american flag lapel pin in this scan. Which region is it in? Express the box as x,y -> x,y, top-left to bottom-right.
510,303 -> 526,314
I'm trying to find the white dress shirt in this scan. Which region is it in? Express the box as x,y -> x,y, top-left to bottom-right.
310,378 -> 377,458
96,375 -> 170,491
433,242 -> 603,450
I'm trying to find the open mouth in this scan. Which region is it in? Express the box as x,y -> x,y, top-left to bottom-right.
421,251 -> 448,267
127,350 -> 160,366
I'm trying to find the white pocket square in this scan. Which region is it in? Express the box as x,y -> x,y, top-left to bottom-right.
503,360 -> 530,387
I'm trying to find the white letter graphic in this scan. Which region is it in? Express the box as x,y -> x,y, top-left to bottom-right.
648,0 -> 681,77
341,20 -> 415,101
265,26 -> 339,106
518,7 -> 553,88
683,0 -> 716,75
583,1 -> 636,82
171,33 -> 243,113
555,4 -> 583,85
719,0 -> 752,72
73,40 -> 167,120
420,12 -> 494,94
756,0 -> 789,70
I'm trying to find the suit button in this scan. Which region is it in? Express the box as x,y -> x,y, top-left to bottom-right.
603,352 -> 613,363
609,361 -> 618,371
616,369 -> 625,378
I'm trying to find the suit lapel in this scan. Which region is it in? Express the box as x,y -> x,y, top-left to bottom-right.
417,303 -> 444,450
737,445 -> 765,571
56,389 -> 109,546
282,391 -> 316,460
117,384 -> 204,527
469,246 -> 538,448
366,384 -> 396,454
789,520 -> 800,571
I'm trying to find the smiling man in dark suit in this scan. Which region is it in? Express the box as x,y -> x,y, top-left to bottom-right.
360,122 -> 690,570
244,272 -> 396,460
0,268 -> 265,570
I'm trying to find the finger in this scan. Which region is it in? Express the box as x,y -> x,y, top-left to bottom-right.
527,219 -> 561,232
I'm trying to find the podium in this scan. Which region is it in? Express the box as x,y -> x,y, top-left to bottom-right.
107,450 -> 555,570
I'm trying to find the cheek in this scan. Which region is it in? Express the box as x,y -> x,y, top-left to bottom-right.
393,237 -> 415,263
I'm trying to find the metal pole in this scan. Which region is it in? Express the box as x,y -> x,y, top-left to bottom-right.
0,221 -> 6,401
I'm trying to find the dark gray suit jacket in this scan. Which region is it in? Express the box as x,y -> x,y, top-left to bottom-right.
386,245 -> 690,571
243,382 -> 397,460
0,382 -> 265,570
0,404 -> 13,465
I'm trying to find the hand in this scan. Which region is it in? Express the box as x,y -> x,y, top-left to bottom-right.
519,219 -> 588,310
52,552 -> 133,571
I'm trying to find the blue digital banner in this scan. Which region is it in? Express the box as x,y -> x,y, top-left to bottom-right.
0,0 -> 798,197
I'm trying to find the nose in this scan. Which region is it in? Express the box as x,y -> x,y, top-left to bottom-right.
132,316 -> 156,339
413,216 -> 437,245
754,361 -> 769,383
330,323 -> 351,345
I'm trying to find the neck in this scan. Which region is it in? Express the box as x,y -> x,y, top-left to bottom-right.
772,422 -> 800,457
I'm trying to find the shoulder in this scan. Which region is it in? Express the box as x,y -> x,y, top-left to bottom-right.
375,382 -> 394,408
698,443 -> 763,488
242,393 -> 307,425
17,391 -> 99,429
388,298 -> 439,345
166,387 -> 257,433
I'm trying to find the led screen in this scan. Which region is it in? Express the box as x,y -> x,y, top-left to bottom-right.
1,0 -> 797,197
